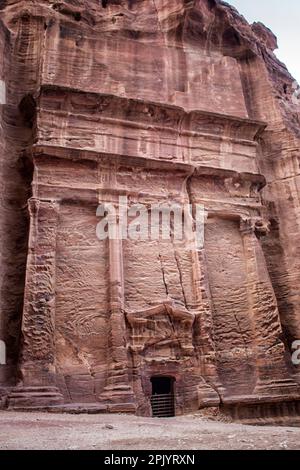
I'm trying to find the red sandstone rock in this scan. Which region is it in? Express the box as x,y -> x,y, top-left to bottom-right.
0,0 -> 300,424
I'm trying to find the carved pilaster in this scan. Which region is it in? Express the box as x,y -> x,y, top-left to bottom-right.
189,246 -> 222,405
8,198 -> 63,408
100,210 -> 135,412
240,216 -> 300,400
182,203 -> 220,400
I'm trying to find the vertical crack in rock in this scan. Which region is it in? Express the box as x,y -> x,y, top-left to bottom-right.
158,253 -> 169,298
173,250 -> 188,310
152,0 -> 163,35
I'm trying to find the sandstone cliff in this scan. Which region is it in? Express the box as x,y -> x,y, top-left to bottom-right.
0,0 -> 300,423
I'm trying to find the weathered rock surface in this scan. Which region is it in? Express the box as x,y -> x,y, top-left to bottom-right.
0,0 -> 300,424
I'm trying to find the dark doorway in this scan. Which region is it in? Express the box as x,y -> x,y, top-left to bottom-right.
150,377 -> 175,418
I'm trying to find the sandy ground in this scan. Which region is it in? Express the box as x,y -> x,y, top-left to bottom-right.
0,411 -> 300,450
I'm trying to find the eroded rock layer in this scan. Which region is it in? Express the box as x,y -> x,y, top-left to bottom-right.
0,0 -> 300,424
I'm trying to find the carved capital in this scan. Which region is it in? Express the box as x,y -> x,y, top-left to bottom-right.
239,216 -> 270,237
28,198 -> 60,219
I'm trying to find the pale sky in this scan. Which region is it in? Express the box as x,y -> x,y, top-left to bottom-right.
229,0 -> 300,82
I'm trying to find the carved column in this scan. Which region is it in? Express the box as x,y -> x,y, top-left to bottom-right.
240,216 -> 300,400
180,206 -> 220,407
8,198 -> 63,408
100,210 -> 136,412
190,246 -> 222,407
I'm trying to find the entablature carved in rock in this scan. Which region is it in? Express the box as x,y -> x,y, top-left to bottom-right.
29,145 -> 266,217
37,86 -> 266,174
